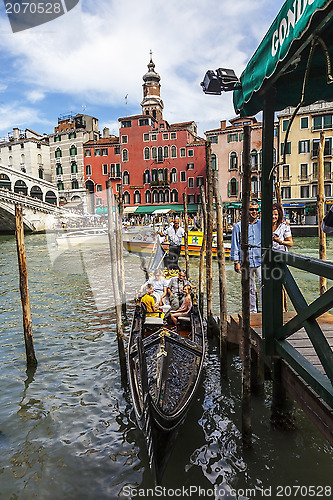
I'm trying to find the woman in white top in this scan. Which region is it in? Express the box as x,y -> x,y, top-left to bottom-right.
272,203 -> 293,252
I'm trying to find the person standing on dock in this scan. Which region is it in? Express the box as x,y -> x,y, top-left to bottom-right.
159,219 -> 185,270
272,203 -> 293,251
231,201 -> 261,313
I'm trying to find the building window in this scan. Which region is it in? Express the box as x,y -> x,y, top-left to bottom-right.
313,114 -> 332,130
229,152 -> 238,170
325,161 -> 332,180
134,190 -> 141,204
300,185 -> 309,198
144,147 -> 150,160
139,118 -> 149,126
164,190 -> 169,202
143,170 -> 150,184
197,193 -> 202,203
312,138 -> 332,156
159,191 -> 164,203
188,177 -> 194,188
122,136 -> 128,144
122,149 -> 128,161
114,145 -> 120,154
180,148 -> 186,157
312,162 -> 318,179
170,132 -> 177,140
86,165 -> 91,176
85,149 -> 91,157
163,133 -> 169,140
180,171 -> 186,182
281,142 -> 291,155
300,116 -> 309,129
101,148 -> 108,155
55,148 -> 62,158
123,171 -> 129,185
68,131 -> 76,139
96,184 -> 102,192
151,169 -> 158,183
325,184 -> 332,197
37,142 -> 41,149
56,165 -> 63,175
57,182 -> 64,190
282,119 -> 290,132
145,190 -> 151,203
103,164 -> 108,175
94,148 -> 101,156
212,153 -> 217,171
121,120 -> 132,128
170,168 -> 177,183
38,168 -> 43,179
228,178 -> 238,197
210,135 -> 218,143
188,149 -> 194,157
164,146 -> 169,158
72,180 -> 79,190
281,186 -> 291,198
143,133 -> 149,141
187,163 -> 194,170
71,162 -> 78,174
251,149 -> 259,169
151,134 -> 157,141
157,147 -> 163,163
70,145 -> 77,156
152,147 -> 157,160
171,189 -> 178,202
153,190 -> 159,203
299,140 -> 310,153
187,194 -> 195,204
282,164 -> 290,180
196,176 -> 204,187
123,191 -> 130,204
300,163 -> 308,180
312,184 -> 318,197
169,146 -> 176,158
227,133 -> 238,142
54,135 -> 61,142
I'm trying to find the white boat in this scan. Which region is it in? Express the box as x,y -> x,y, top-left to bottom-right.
56,228 -> 109,247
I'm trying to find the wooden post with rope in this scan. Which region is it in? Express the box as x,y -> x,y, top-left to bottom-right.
318,131 -> 327,295
106,181 -> 127,384
183,192 -> 190,279
205,141 -> 214,337
15,205 -> 37,368
213,173 -> 228,378
199,185 -> 207,317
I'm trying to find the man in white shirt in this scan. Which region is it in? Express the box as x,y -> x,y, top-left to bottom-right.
161,219 -> 185,270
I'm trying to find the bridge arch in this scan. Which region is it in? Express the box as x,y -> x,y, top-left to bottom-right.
45,190 -> 57,205
0,173 -> 11,190
30,185 -> 43,200
14,179 -> 28,195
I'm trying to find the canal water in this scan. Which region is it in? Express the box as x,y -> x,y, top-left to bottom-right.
0,233 -> 332,499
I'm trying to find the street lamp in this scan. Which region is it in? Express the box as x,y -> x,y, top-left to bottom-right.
200,68 -> 241,94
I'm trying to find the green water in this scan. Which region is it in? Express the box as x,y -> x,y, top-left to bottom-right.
0,234 -> 332,499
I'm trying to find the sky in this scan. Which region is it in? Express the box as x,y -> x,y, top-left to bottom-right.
0,0 -> 286,140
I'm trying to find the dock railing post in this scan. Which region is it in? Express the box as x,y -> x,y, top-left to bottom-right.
15,204 -> 37,368
183,192 -> 190,279
318,131 -> 327,295
199,185 -> 207,317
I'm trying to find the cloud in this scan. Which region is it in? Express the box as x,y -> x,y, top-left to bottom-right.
26,90 -> 46,103
0,0 -> 284,136
0,102 -> 51,135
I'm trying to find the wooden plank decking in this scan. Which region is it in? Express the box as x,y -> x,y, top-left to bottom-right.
226,312 -> 333,445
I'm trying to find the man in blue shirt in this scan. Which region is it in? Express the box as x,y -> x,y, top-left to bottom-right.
231,201 -> 261,313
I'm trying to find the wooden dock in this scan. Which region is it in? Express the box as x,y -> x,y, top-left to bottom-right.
226,312 -> 333,445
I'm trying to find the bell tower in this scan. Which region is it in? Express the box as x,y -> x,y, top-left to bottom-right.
141,52 -> 164,121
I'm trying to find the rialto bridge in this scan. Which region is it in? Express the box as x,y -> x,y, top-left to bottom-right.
0,165 -> 60,232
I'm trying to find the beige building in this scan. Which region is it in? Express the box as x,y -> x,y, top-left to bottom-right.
48,113 -> 99,210
278,101 -> 333,223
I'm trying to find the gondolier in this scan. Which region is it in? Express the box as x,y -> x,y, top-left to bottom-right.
160,219 -> 184,270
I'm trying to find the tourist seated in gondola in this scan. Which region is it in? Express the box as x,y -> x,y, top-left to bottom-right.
170,285 -> 192,326
140,284 -> 165,319
166,270 -> 191,310
147,268 -> 168,306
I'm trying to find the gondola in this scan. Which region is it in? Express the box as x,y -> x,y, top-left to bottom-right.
127,298 -> 205,484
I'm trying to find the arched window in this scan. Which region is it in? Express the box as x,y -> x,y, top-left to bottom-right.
229,152 -> 238,170
57,182 -> 64,191
157,147 -> 163,162
171,189 -> 178,202
152,147 -> 157,160
228,178 -> 238,197
251,149 -> 258,170
158,168 -> 164,183
38,167 -> 44,179
72,180 -> 79,190
56,164 -> 63,175
251,176 -> 259,196
21,153 -> 25,164
134,190 -> 141,204
55,148 -> 62,158
8,156 -> 13,165
68,131 -> 76,139
122,149 -> 128,161
45,191 -> 57,205
212,153 -> 217,170
159,191 -> 164,203
123,171 -> 130,185
170,168 -> 177,183
164,146 -> 169,158
143,169 -> 150,184
144,147 -> 150,160
171,146 -> 177,158
0,173 -> 11,190
145,190 -> 151,204
14,180 -> 28,195
123,191 -> 130,204
151,169 -> 158,183
30,185 -> 43,200
164,190 -> 169,202
70,145 -> 77,156
71,162 -> 78,174
37,154 -> 42,164
152,190 -> 159,203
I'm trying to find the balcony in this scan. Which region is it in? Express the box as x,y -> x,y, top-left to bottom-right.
151,179 -> 169,187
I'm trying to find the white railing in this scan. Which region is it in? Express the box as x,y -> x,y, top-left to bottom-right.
0,188 -> 60,213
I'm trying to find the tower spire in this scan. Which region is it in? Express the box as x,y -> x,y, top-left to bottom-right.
141,53 -> 164,121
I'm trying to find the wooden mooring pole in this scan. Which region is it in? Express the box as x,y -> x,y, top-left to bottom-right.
183,192 -> 190,279
241,125 -> 252,448
15,205 -> 37,368
199,185 -> 207,317
205,141 -> 214,336
106,181 -> 127,384
115,195 -> 127,316
318,131 -> 327,295
213,173 -> 228,378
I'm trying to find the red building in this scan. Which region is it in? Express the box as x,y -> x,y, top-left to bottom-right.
83,56 -> 207,216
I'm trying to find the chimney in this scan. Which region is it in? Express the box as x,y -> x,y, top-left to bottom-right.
220,120 -> 226,130
13,127 -> 20,140
103,127 -> 110,138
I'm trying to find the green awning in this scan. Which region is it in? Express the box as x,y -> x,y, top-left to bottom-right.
133,204 -> 199,214
233,0 -> 333,116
